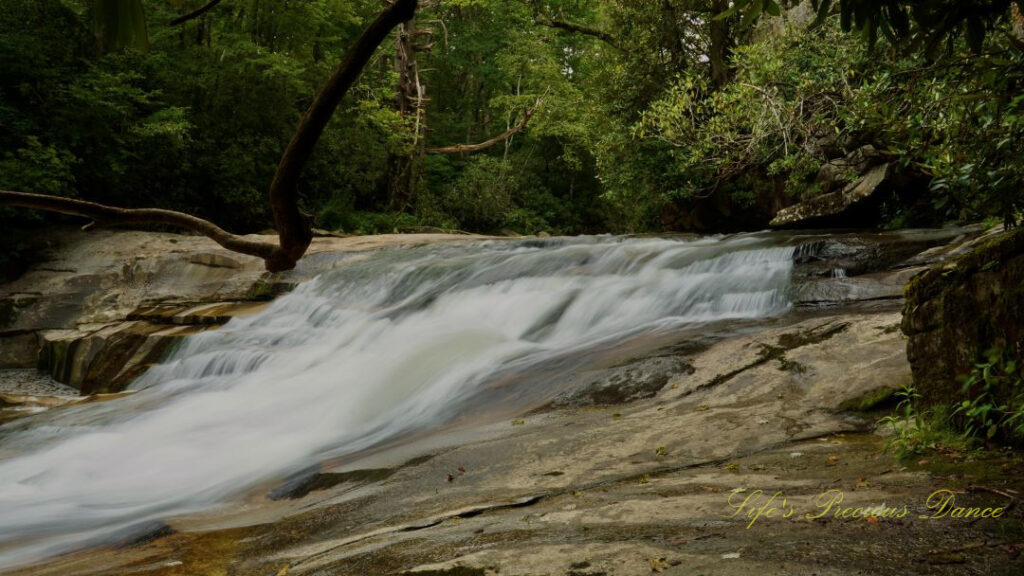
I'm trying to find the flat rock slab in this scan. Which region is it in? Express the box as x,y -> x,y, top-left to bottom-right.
1,228 -> 495,389
16,310 -> 1022,576
127,301 -> 269,326
1,228 -> 494,332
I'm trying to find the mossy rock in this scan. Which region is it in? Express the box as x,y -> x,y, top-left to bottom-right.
901,227 -> 1024,407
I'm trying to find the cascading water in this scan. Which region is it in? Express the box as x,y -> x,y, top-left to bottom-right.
0,234 -> 796,569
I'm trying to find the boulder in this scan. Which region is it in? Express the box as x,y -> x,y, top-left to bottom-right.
814,144 -> 881,193
770,163 -> 890,228
901,227 -> 1024,406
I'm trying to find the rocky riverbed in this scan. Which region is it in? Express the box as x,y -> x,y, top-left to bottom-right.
0,228 -> 493,399
2,226 -> 1023,575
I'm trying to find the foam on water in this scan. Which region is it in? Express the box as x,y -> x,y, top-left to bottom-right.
0,234 -> 795,568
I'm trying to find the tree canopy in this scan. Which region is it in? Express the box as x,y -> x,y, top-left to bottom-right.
1,0 -> 1022,274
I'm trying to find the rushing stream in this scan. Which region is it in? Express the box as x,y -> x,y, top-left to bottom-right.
0,234 -> 800,568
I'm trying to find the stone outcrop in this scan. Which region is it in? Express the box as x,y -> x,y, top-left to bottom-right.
7,228 -> 1024,575
813,144 -> 881,193
0,228 -> 490,395
34,301 -> 271,394
902,226 -> 1024,406
770,162 -> 890,228
24,311 -> 1024,576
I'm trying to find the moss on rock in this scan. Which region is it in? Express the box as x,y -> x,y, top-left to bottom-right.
901,227 -> 1024,406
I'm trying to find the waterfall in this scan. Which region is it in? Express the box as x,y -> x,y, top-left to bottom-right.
0,234 -> 795,568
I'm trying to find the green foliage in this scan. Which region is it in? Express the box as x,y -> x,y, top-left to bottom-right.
953,347 -> 1024,442
637,11 -> 1024,227
879,385 -> 969,459
847,38 -> 1024,226
0,137 -> 77,197
640,20 -> 864,203
418,155 -> 564,234
881,349 -> 1024,459
1,0 -> 397,233
728,0 -> 1022,54
1,0 -> 1021,250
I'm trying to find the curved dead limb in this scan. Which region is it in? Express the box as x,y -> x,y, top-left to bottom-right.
425,95 -> 543,155
535,17 -> 621,50
4,0 -> 419,273
169,0 -> 225,26
0,190 -> 278,261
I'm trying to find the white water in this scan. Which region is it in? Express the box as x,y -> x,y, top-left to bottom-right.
0,235 -> 795,568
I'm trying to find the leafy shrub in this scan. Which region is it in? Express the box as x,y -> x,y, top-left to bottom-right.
638,14 -> 1024,227
953,347 -> 1024,442
879,385 -> 969,459
639,20 -> 863,204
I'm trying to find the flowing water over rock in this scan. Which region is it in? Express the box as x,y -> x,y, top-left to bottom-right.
0,234 -> 803,568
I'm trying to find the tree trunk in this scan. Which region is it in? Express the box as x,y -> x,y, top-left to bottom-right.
426,105 -> 539,155
3,0 -> 419,272
387,14 -> 428,211
709,0 -> 732,89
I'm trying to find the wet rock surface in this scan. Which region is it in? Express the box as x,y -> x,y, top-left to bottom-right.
0,228 -> 493,395
13,310 -> 1023,576
0,371 -> 79,426
4,226 -> 1022,576
548,356 -> 695,408
0,226 -> 987,398
789,226 -> 987,306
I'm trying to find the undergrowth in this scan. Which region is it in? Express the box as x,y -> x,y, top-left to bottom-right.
881,348 -> 1024,459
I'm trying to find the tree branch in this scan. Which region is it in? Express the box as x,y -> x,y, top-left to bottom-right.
266,0 -> 418,271
4,0 -> 418,273
426,106 -> 538,155
0,191 -> 278,260
169,0 -> 225,26
535,17 -> 621,50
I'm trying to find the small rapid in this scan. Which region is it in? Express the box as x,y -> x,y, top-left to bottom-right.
0,234 -> 796,568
